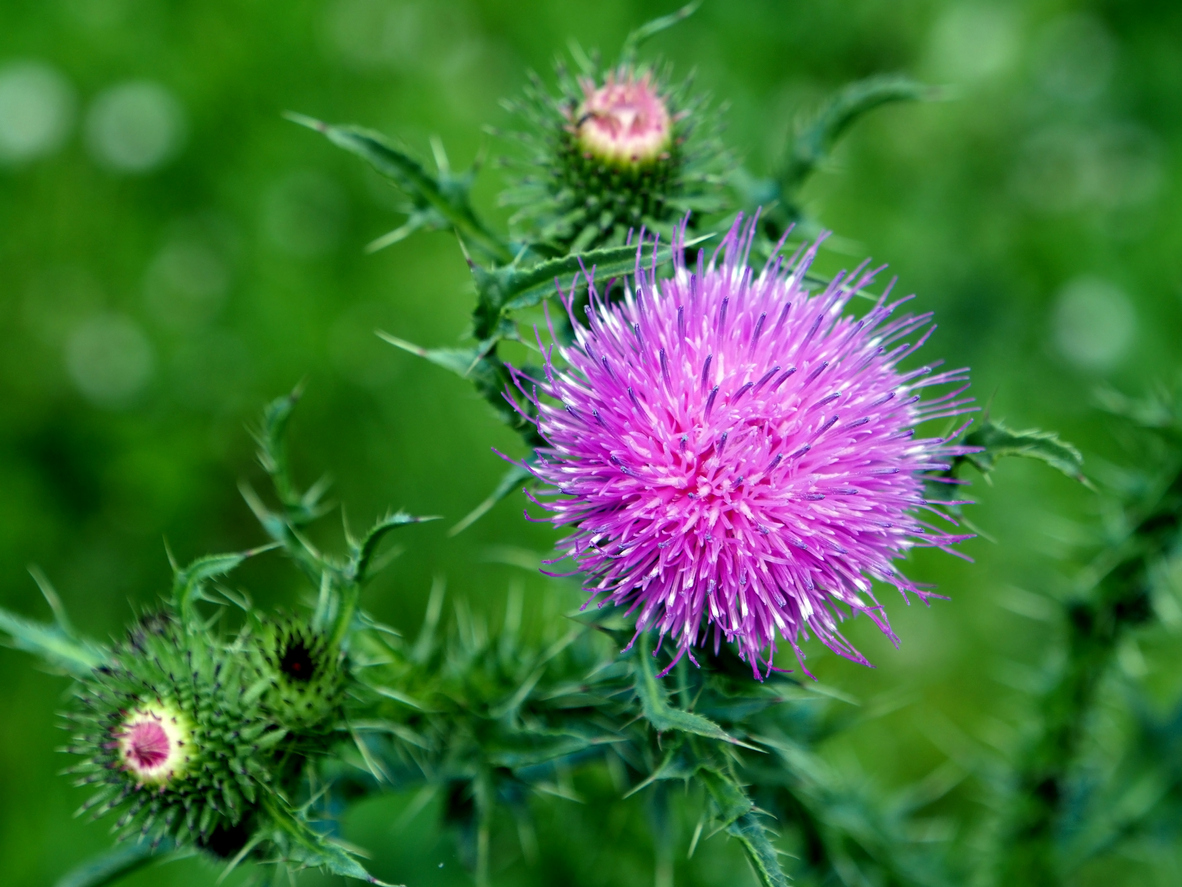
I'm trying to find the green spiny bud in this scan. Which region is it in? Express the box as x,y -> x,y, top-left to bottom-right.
64,609 -> 279,847
252,616 -> 344,734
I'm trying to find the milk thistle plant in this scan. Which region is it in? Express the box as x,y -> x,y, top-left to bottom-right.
5,6 -> 1182,887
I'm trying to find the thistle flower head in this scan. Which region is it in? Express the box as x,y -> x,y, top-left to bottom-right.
500,60 -> 729,252
576,71 -> 672,166
509,216 -> 975,677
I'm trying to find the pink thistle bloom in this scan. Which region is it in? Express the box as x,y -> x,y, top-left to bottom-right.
507,216 -> 976,678
575,70 -> 673,166
115,703 -> 191,786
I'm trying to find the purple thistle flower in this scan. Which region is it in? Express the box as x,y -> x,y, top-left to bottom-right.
507,215 -> 976,678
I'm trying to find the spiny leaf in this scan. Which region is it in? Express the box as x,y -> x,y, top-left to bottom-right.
378,333 -> 539,441
450,461 -> 534,536
962,417 -> 1087,484
53,840 -> 169,887
256,385 -> 303,504
728,812 -> 790,887
365,206 -> 449,253
376,333 -> 500,391
701,768 -> 756,829
0,605 -> 105,678
624,744 -> 700,798
265,795 -> 399,885
620,1 -> 701,64
632,637 -> 752,747
173,547 -> 276,622
781,74 -> 936,193
470,235 -> 712,340
351,511 -> 440,583
287,113 -> 511,264
28,565 -> 77,638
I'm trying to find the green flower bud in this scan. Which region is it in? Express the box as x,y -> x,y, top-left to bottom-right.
64,610 -> 279,846
252,617 -> 344,734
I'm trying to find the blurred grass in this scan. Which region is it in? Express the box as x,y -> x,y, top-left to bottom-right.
0,0 -> 1180,884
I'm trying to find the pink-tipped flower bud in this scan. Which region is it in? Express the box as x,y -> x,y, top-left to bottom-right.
503,56 -> 729,250
576,71 -> 672,166
116,703 -> 191,786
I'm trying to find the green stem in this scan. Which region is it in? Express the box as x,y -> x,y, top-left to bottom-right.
329,579 -> 361,649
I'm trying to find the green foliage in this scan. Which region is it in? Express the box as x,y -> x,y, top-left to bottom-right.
52,841 -> 167,887
619,2 -> 703,66
925,417 -> 1089,518
779,76 -> 935,197
632,634 -> 747,746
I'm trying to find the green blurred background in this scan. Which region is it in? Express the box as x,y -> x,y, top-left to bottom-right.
1,0 -> 1180,884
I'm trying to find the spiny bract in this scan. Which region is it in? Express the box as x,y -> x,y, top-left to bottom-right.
509,216 -> 975,677
64,610 -> 283,845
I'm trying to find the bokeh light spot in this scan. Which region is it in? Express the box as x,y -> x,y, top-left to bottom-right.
928,4 -> 1020,82
144,236 -> 231,331
1052,276 -> 1136,372
65,314 -> 155,406
85,81 -> 186,173
1033,14 -> 1116,105
0,61 -> 75,164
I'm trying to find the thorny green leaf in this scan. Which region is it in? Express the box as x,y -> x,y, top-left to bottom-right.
366,206 -> 450,254
962,417 -> 1088,484
780,75 -> 935,194
351,511 -> 440,584
620,1 -> 701,65
625,743 -> 700,798
470,235 -> 712,341
0,605 -> 104,678
633,636 -> 750,746
450,461 -> 535,536
264,795 -> 398,885
53,840 -> 173,887
377,334 -> 500,391
171,549 -> 267,623
727,812 -> 790,887
287,113 -> 512,265
701,768 -> 756,828
257,386 -> 301,500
